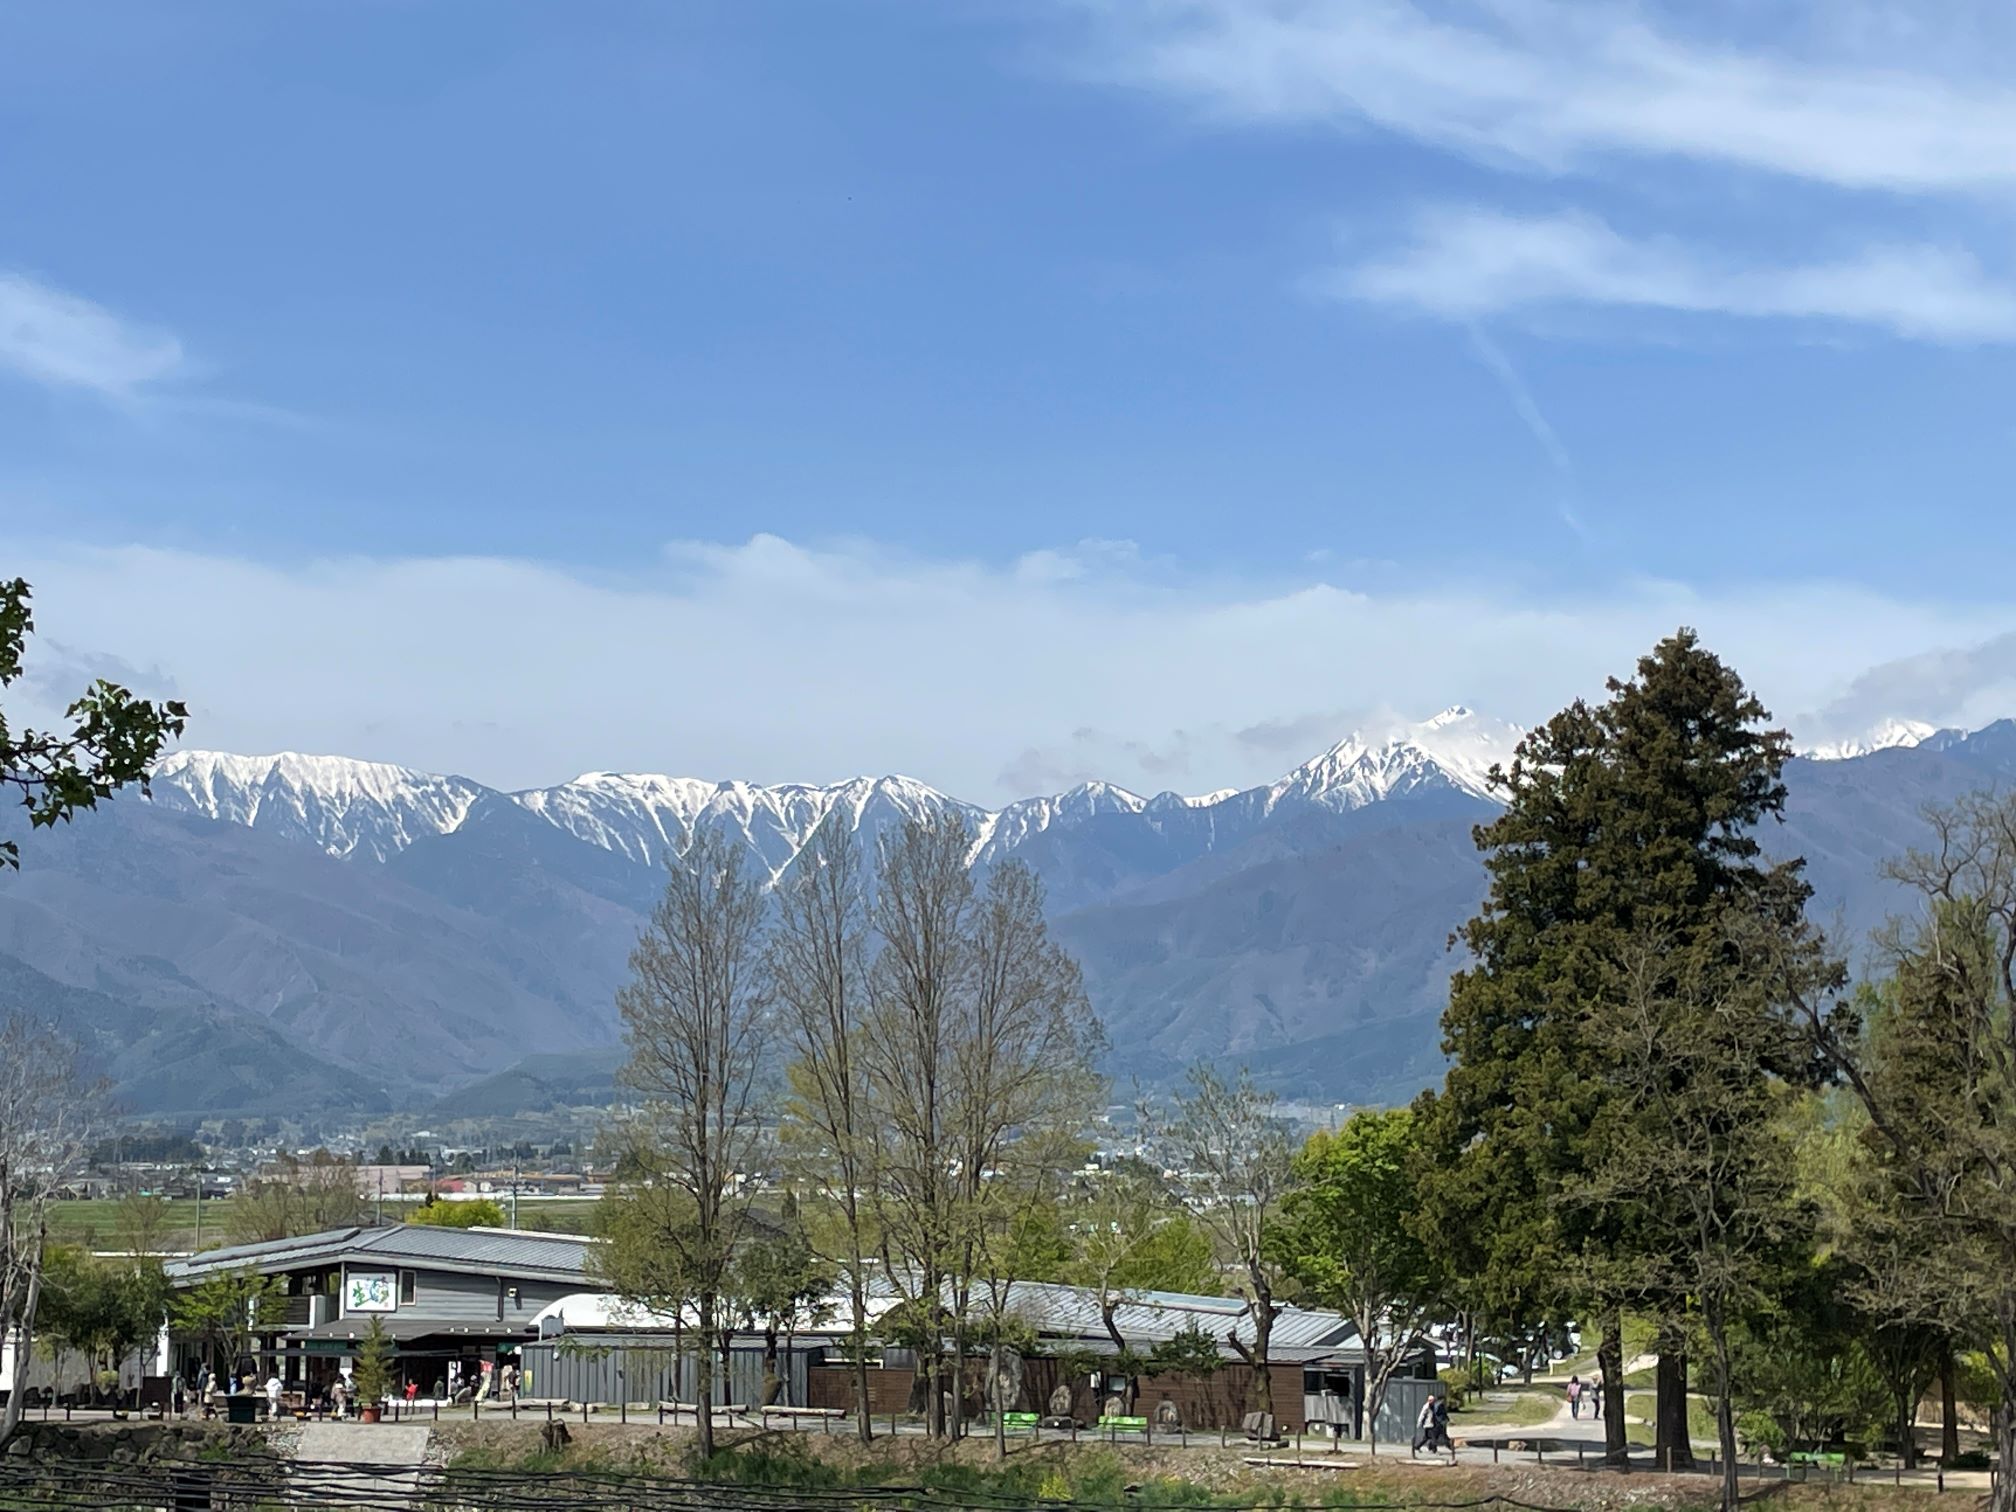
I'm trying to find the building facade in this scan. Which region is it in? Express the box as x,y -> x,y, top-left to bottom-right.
163,1224 -> 592,1400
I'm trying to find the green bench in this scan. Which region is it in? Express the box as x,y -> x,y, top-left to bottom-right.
1099,1415 -> 1149,1435
1000,1412 -> 1039,1431
1786,1451 -> 1847,1468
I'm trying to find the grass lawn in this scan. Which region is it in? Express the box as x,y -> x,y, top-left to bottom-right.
1466,1389 -> 1559,1428
1623,1391 -> 1722,1446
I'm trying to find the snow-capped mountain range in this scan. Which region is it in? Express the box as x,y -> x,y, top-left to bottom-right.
11,706 -> 2015,1118
150,705 -> 1531,876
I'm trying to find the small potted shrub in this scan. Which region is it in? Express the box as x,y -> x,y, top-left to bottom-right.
354,1316 -> 394,1424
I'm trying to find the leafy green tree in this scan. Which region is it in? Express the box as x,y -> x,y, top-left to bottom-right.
1788,804 -> 2016,1512
37,1246 -> 169,1408
1421,629 -> 1807,1468
169,1265 -> 283,1383
1572,920 -> 1833,1507
409,1197 -> 506,1228
1280,1108 -> 1445,1437
594,1180 -> 700,1398
0,578 -> 187,869
726,1196 -> 833,1406
1726,1258 -> 1887,1455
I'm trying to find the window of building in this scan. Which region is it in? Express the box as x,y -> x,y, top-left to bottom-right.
399,1270 -> 416,1306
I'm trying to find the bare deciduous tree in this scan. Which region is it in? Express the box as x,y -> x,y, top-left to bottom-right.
611,830 -> 772,1461
1148,1065 -> 1295,1421
771,817 -> 878,1442
0,1018 -> 92,1450
228,1150 -> 367,1242
861,817 -> 1102,1439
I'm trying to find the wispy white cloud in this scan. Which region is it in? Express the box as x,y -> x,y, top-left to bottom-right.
13,534 -> 2008,804
1462,324 -> 1582,533
0,271 -> 184,396
1331,207 -> 2016,341
1073,0 -> 2016,195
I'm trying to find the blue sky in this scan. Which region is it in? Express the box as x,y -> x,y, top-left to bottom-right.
8,1 -> 2016,800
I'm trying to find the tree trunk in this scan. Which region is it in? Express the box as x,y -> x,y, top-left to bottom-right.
1655,1345 -> 1695,1470
694,1295 -> 717,1461
1600,1316 -> 1629,1467
1941,1352 -> 1960,1465
0,1247 -> 44,1452
1249,1298 -> 1275,1419
1898,1385 -> 1920,1469
1996,1399 -> 2016,1512
1706,1309 -> 1739,1512
762,1324 -> 781,1407
851,1277 -> 873,1444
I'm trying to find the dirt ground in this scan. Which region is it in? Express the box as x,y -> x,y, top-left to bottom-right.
428,1418 -> 1987,1510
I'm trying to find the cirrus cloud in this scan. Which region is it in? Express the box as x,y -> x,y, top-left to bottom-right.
1331,207 -> 2016,342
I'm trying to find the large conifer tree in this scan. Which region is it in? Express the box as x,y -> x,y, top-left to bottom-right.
1419,630 -> 1807,1468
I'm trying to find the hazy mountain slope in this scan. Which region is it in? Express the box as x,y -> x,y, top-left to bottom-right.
0,801 -> 614,1096
429,1048 -> 627,1119
1054,819 -> 1489,1090
0,950 -> 390,1117
22,709 -> 2016,1115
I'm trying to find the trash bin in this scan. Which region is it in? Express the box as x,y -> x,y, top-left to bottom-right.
225,1393 -> 258,1424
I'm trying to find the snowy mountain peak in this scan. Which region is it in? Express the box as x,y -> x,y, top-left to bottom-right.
151,750 -> 487,861
1800,718 -> 1938,762
1269,707 -> 1522,812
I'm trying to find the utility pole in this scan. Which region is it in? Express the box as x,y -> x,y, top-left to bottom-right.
511,1164 -> 519,1231
375,1172 -> 384,1227
194,1164 -> 203,1251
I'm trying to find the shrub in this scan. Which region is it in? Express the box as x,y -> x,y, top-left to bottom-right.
1737,1410 -> 1786,1456
1438,1368 -> 1469,1411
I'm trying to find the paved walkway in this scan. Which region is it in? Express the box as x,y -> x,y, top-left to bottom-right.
291,1421 -> 432,1506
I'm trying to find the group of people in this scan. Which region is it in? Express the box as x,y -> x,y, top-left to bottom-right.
1566,1374 -> 1604,1420
1412,1392 -> 1455,1460
174,1357 -> 525,1420
179,1364 -> 296,1421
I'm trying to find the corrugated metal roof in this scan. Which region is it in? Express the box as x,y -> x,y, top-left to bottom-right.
536,1277 -> 1360,1359
978,1280 -> 1357,1352
165,1224 -> 594,1284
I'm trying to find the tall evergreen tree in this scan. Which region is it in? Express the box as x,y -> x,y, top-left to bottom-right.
1420,629 -> 1806,1468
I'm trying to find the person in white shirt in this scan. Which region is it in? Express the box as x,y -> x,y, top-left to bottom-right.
264,1374 -> 283,1421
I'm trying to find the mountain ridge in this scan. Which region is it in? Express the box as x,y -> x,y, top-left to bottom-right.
16,708 -> 2006,1118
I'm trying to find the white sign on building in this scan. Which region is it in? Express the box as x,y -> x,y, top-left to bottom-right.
344,1269 -> 398,1313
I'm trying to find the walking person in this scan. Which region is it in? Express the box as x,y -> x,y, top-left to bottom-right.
1591,1373 -> 1604,1420
1431,1392 -> 1456,1462
1413,1393 -> 1440,1458
1567,1374 -> 1582,1420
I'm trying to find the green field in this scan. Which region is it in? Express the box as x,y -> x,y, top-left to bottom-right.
44,1196 -> 599,1252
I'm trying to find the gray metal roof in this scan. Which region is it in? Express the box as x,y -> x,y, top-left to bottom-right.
165,1224 -> 595,1286
978,1280 -> 1358,1354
